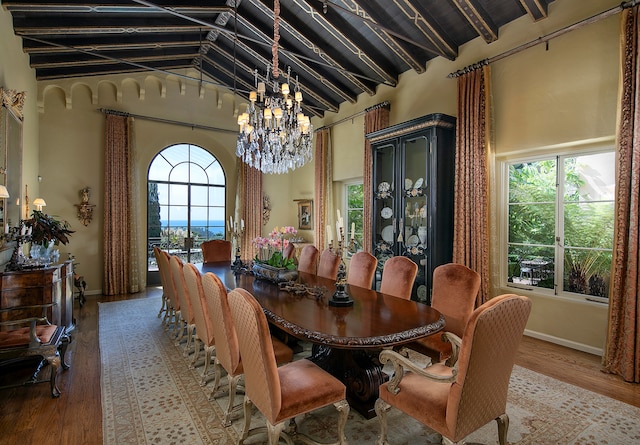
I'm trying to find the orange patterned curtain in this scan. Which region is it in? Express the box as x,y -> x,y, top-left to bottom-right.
452,64 -> 491,306
314,129 -> 331,250
103,113 -> 138,295
604,6 -> 640,383
239,162 -> 262,261
363,102 -> 390,253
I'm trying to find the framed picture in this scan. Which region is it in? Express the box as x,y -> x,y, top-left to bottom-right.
297,200 -> 313,230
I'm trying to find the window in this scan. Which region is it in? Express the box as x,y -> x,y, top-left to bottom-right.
505,151 -> 615,302
345,182 -> 364,255
147,144 -> 226,269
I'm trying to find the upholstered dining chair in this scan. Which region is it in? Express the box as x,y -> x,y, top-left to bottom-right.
404,263 -> 480,364
317,248 -> 341,280
201,272 -> 294,426
297,244 -> 319,275
375,294 -> 532,445
283,242 -> 295,260
153,246 -> 168,320
227,287 -> 350,445
155,248 -> 180,333
379,256 -> 418,300
182,263 -> 216,385
169,255 -> 196,353
201,239 -> 232,263
347,251 -> 378,289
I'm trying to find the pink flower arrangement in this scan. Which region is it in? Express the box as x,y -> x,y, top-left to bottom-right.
252,226 -> 297,269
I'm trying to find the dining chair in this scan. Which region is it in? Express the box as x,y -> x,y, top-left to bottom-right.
227,287 -> 350,445
317,248 -> 341,280
153,246 -> 168,320
283,242 -> 295,260
346,251 -> 378,289
201,239 -> 232,263
379,256 -> 418,300
404,263 -> 480,364
155,248 -> 180,334
182,263 -> 216,385
201,272 -> 294,426
297,244 -> 319,275
375,294 -> 532,445
169,255 -> 196,353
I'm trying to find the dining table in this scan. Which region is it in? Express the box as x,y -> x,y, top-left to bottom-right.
199,261 -> 445,418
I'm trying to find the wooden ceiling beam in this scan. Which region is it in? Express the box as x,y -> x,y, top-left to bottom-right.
450,0 -> 499,43
519,0 -> 549,21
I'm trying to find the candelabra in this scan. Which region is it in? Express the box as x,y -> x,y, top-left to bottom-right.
328,227 -> 356,307
230,222 -> 245,272
4,222 -> 32,271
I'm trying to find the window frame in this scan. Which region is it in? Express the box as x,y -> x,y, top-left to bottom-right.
344,180 -> 364,256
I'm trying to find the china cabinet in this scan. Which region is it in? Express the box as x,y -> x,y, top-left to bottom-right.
366,113 -> 455,303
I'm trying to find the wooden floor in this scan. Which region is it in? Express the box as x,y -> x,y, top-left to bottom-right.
0,288 -> 638,444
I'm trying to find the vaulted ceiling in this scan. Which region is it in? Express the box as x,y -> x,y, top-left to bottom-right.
2,0 -> 555,117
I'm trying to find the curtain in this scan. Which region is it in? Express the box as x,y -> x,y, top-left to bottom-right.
604,6 -> 640,383
103,114 -> 139,295
239,161 -> 262,261
314,128 -> 332,250
363,103 -> 390,253
452,64 -> 492,306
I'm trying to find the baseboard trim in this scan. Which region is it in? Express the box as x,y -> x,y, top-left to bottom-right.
524,329 -> 603,356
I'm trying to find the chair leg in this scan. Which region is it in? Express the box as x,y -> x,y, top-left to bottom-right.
200,346 -> 215,386
47,354 -> 61,398
157,294 -> 166,319
375,398 -> 391,445
223,374 -> 242,427
334,399 -> 350,445
59,334 -> 71,370
496,413 -> 509,445
185,324 -> 195,355
239,396 -> 253,444
190,337 -> 201,369
266,421 -> 288,445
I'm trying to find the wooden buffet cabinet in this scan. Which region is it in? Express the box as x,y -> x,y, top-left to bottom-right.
0,260 -> 75,333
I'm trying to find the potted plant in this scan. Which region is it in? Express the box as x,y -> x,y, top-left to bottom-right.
252,226 -> 298,283
24,210 -> 74,246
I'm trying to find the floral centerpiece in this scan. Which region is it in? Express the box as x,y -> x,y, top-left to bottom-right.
252,226 -> 298,283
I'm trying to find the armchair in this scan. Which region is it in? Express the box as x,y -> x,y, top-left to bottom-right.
201,239 -> 232,263
375,294 -> 531,445
0,303 -> 70,398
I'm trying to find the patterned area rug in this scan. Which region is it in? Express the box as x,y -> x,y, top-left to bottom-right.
100,297 -> 640,445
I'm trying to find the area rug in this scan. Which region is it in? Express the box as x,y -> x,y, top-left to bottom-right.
100,297 -> 640,445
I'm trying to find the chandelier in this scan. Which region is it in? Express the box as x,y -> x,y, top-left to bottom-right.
235,0 -> 313,174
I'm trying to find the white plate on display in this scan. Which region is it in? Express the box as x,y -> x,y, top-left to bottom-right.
417,285 -> 427,301
381,225 -> 394,242
414,177 -> 424,188
404,178 -> 413,190
407,234 -> 420,247
378,181 -> 390,192
381,207 -> 393,219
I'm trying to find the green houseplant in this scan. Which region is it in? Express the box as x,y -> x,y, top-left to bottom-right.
251,226 -> 298,283
24,210 -> 74,246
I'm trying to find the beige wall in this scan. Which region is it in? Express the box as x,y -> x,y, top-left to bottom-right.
0,0 -> 621,352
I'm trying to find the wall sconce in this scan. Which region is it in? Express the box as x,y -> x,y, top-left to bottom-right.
75,187 -> 95,226
33,197 -> 46,211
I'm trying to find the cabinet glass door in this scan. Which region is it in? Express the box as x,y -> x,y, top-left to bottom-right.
373,143 -> 396,283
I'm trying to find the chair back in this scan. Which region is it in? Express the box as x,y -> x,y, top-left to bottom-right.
431,263 -> 481,337
227,288 -> 281,423
447,294 -> 531,438
317,248 -> 341,280
347,251 -> 378,289
155,248 -> 179,311
380,256 -> 418,299
283,242 -> 295,260
201,272 -> 241,376
182,263 -> 215,347
201,239 -> 232,263
170,255 -> 194,324
297,245 -> 319,275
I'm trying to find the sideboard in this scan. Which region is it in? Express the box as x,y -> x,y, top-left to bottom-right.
0,260 -> 75,333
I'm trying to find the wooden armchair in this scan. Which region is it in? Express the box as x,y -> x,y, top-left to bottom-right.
375,294 -> 531,445
0,303 -> 70,398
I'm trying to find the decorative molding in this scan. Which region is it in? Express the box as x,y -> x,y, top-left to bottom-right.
0,88 -> 26,121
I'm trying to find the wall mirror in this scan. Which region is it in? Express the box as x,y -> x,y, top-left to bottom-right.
0,87 -> 25,234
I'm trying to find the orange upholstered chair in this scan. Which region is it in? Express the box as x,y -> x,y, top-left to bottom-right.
376,294 -> 532,445
201,272 -> 293,426
201,239 -> 232,263
404,263 -> 480,364
153,246 -> 168,320
379,256 -> 418,300
347,251 -> 378,289
283,242 -> 295,260
317,248 -> 341,280
182,263 -> 216,385
297,244 -> 319,275
227,288 -> 350,444
169,255 -> 196,353
155,248 -> 180,333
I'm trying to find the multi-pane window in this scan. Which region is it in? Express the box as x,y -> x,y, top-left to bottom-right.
506,151 -> 615,302
345,182 -> 364,255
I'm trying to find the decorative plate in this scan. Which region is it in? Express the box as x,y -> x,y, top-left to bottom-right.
381,207 -> 393,219
407,234 -> 420,247
378,181 -> 390,193
417,285 -> 427,301
404,178 -> 413,190
419,206 -> 427,218
414,177 -> 424,189
381,225 -> 394,243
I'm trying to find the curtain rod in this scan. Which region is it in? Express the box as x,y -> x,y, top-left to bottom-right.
315,101 -> 390,132
448,0 -> 640,78
97,108 -> 237,134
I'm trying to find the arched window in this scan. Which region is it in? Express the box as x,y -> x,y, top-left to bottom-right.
147,143 -> 226,272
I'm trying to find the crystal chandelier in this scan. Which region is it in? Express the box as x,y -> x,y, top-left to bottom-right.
235,0 -> 313,174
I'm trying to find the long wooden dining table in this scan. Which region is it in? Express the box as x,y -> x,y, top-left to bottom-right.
199,261 -> 444,418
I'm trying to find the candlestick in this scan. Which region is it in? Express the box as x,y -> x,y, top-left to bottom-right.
351,222 -> 355,240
